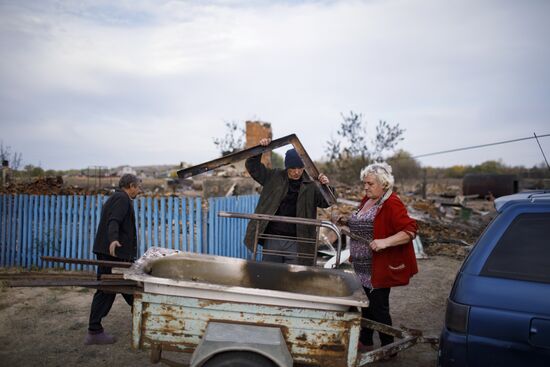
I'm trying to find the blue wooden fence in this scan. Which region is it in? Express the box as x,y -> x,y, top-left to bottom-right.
0,194 -> 259,270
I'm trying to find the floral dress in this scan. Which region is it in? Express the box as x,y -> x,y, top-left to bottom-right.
349,203 -> 379,289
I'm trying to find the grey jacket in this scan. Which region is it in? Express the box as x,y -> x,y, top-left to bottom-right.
244,155 -> 334,264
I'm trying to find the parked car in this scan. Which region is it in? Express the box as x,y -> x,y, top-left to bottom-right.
438,191 -> 550,367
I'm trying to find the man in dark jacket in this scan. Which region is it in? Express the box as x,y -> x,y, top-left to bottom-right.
244,138 -> 334,265
84,173 -> 141,345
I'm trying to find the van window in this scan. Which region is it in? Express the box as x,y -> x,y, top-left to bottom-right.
481,213 -> 550,283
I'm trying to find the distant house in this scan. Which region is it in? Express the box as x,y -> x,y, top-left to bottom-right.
117,166 -> 137,176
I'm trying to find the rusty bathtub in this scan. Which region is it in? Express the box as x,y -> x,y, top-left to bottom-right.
124,251 -> 367,312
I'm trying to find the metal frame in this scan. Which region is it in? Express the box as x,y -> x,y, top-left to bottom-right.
177,134 -> 337,206
357,318 -> 439,364
217,211 -> 342,267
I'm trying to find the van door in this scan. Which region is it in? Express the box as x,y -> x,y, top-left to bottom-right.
467,213 -> 550,366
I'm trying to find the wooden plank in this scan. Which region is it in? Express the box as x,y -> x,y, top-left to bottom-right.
10,195 -> 16,266
37,195 -> 44,268
0,195 -> 5,267
60,196 -> 67,269
16,194 -> 23,267
146,196 -> 152,253
207,198 -> 214,255
153,197 -> 159,248
71,195 -> 79,270
30,195 -> 38,267
139,197 -> 146,257
160,197 -> 166,248
54,195 -> 61,261
77,195 -> 84,270
89,195 -> 96,265
27,195 -> 34,268
21,195 -> 29,267
189,198 -> 195,253
83,195 -> 91,271
196,198 -> 202,253
174,197 -> 180,251
41,195 -> 50,268
180,198 -> 189,251
167,196 -> 173,250
47,195 -> 56,268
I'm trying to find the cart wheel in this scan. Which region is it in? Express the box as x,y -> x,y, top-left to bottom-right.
202,351 -> 277,367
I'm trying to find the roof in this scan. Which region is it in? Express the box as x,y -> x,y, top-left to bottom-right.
494,190 -> 550,212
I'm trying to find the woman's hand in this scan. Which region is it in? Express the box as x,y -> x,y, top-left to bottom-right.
369,238 -> 389,252
370,231 -> 411,252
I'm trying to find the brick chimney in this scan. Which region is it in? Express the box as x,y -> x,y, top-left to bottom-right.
245,121 -> 272,168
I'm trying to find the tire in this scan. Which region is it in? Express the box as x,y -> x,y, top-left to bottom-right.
202,351 -> 277,367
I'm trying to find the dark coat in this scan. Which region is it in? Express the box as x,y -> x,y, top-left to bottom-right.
244,155 -> 334,263
93,190 -> 137,261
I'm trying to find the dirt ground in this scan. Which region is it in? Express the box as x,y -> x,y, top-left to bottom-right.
0,255 -> 461,367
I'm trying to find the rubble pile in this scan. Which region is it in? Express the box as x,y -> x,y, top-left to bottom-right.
319,182 -> 496,260
0,177 -> 108,196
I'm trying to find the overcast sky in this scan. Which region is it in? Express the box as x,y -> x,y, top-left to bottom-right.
1,0 -> 549,170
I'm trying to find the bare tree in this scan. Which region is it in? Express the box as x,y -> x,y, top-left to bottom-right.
324,111 -> 405,184
0,140 -> 22,170
213,121 -> 245,156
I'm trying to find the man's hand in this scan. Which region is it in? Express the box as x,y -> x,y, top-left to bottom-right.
259,138 -> 271,146
109,241 -> 122,257
318,173 -> 330,185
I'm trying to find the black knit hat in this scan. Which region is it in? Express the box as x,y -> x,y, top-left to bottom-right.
284,149 -> 304,169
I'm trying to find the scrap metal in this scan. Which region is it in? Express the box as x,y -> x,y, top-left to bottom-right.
177,134 -> 337,206
218,211 -> 342,267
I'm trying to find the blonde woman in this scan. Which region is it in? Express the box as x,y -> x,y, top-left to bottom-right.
348,162 -> 417,352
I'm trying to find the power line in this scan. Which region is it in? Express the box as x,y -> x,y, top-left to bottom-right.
412,133 -> 550,159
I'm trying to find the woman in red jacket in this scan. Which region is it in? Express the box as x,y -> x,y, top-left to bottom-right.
348,162 -> 417,352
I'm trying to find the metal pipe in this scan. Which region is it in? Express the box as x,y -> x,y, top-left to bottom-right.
218,211 -> 323,226
217,211 -> 343,268
319,220 -> 342,268
41,256 -> 132,268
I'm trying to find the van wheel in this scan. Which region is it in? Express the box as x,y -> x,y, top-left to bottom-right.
202,351 -> 277,367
